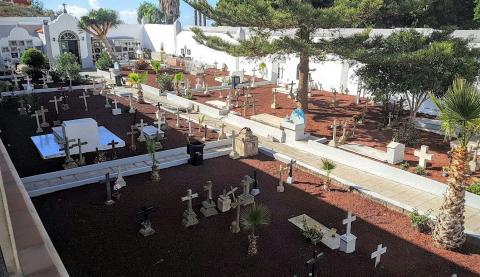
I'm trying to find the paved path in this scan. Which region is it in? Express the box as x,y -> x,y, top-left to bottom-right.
152,95 -> 480,236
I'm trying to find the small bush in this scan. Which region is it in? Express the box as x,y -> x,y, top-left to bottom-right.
95,52 -> 113,71
0,81 -> 12,92
409,209 -> 433,233
467,182 -> 480,195
135,59 -> 149,70
20,48 -> 46,69
414,165 -> 426,176
302,219 -> 323,245
400,161 -> 410,171
156,73 -> 173,93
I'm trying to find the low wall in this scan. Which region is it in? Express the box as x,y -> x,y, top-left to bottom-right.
303,140 -> 480,209
96,69 -> 113,80
1,84 -> 96,97
225,113 -> 285,142
166,93 -> 228,118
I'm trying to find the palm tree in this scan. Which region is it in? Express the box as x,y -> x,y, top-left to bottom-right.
128,71 -> 148,103
150,60 -> 162,75
240,204 -> 271,256
321,159 -> 336,191
145,137 -> 160,181
159,0 -> 179,24
430,78 -> 480,250
78,8 -> 122,63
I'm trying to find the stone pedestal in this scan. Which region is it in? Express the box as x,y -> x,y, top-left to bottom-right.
112,108 -> 122,115
200,200 -> 218,217
281,120 -> 307,143
139,221 -> 155,237
217,196 -> 232,212
339,234 -> 356,253
286,176 -> 293,185
235,128 -> 258,158
277,183 -> 285,192
182,210 -> 199,227
386,141 -> 405,164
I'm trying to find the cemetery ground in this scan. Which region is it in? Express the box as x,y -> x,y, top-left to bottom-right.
32,155 -> 480,277
0,89 -> 218,177
191,84 -> 471,185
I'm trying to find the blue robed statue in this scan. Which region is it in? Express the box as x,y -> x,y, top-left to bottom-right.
289,106 -> 306,125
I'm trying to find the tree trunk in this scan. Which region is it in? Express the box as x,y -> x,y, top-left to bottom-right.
137,84 -> 145,103
297,54 -> 309,113
432,146 -> 467,250
100,36 -> 118,63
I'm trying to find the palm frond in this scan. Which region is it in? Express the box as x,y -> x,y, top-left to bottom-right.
240,204 -> 271,231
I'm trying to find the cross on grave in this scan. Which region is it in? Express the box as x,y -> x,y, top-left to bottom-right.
108,139 -> 119,160
59,133 -> 77,168
104,92 -> 111,108
38,106 -> 49,128
102,173 -> 115,205
12,74 -> 19,90
155,102 -> 162,112
128,94 -> 135,113
49,96 -> 63,115
136,206 -> 155,236
277,165 -> 285,192
136,119 -> 146,142
25,75 -> 33,91
114,166 -> 127,190
387,112 -> 393,127
371,244 -> 387,268
187,117 -> 193,136
200,181 -> 218,217
17,99 -> 27,115
175,108 -> 180,128
414,145 -> 433,168
343,211 -> 356,235
79,90 -> 90,112
218,122 -> 227,140
40,73 -> 48,89
286,159 -> 296,184
288,81 -> 296,99
71,138 -> 88,166
229,130 -> 240,159
181,189 -> 199,227
328,120 -> 339,147
230,196 -> 248,233
60,90 -> 70,111
271,88 -> 279,109
306,250 -> 324,277
31,110 -> 43,133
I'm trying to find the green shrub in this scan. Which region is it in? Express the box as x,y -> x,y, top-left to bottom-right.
95,52 -> 113,71
150,60 -> 162,74
466,182 -> 480,195
302,219 -> 323,245
0,81 -> 12,92
414,165 -> 426,176
400,161 -> 410,171
409,209 -> 433,233
156,73 -> 173,93
20,48 -> 46,70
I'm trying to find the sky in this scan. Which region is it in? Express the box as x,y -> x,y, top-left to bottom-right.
42,0 -> 217,26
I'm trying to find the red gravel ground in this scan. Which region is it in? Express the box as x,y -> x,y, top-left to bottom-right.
0,89 -> 218,177
188,84 -> 473,185
32,155 -> 479,277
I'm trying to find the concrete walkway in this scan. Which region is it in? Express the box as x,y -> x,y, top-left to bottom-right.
159,97 -> 480,237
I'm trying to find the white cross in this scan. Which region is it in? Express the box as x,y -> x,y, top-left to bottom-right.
31,110 -> 42,133
79,90 -> 90,111
371,244 -> 387,268
181,189 -> 198,213
38,106 -> 49,127
175,108 -> 180,128
49,96 -> 63,114
414,145 -> 433,168
342,211 -> 356,235
113,99 -> 119,109
128,94 -> 135,113
331,120 -> 339,141
387,112 -> 393,126
137,119 -> 146,141
104,93 -> 111,108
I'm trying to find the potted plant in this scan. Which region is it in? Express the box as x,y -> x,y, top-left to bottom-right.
240,203 -> 271,256
321,159 -> 336,191
128,71 -> 148,103
145,137 -> 160,182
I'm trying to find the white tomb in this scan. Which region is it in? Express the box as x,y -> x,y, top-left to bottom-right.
31,118 -> 125,159
205,100 -> 228,110
230,70 -> 244,83
386,141 -> 405,164
281,120 -> 308,143
339,141 -> 405,165
288,214 -> 340,250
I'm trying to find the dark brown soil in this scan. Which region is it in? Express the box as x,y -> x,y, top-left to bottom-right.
0,89 -> 218,177
32,155 -> 480,277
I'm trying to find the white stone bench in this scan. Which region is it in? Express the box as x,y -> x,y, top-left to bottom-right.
288,214 -> 340,250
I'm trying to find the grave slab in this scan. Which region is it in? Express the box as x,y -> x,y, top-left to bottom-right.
288,214 -> 340,250
250,113 -> 285,129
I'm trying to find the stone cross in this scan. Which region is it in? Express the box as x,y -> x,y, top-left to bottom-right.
40,73 -> 48,88
329,120 -> 339,146
31,110 -> 43,133
342,211 -> 356,235
202,124 -> 208,141
71,138 -> 88,166
277,165 -> 285,192
25,75 -> 32,91
203,181 -> 214,204
113,99 -> 119,109
306,250 -> 324,277
230,196 -> 247,233
129,95 -> 135,113
218,122 -> 227,140
59,135 -> 76,166
79,90 -> 90,112
371,244 -> 387,268
187,117 -> 193,136
414,145 -> 433,168
114,166 -> 127,190
181,189 -> 199,214
102,173 -> 115,205
127,125 -> 139,152
137,119 -> 146,142
175,108 -> 180,128
271,88 -> 279,109
38,106 -> 49,128
108,139 -> 119,160
49,96 -> 63,114
288,81 -> 296,99
387,112 -> 393,127
104,92 -> 111,108
229,130 -> 239,159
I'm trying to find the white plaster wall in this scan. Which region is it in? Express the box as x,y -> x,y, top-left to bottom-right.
0,27 -> 43,48
107,24 -> 144,42
143,24 -> 177,53
48,13 -> 90,64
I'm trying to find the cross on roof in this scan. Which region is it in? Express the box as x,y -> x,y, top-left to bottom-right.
62,3 -> 67,13
371,244 -> 387,268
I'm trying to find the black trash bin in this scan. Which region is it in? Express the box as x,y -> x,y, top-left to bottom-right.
187,140 -> 205,166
